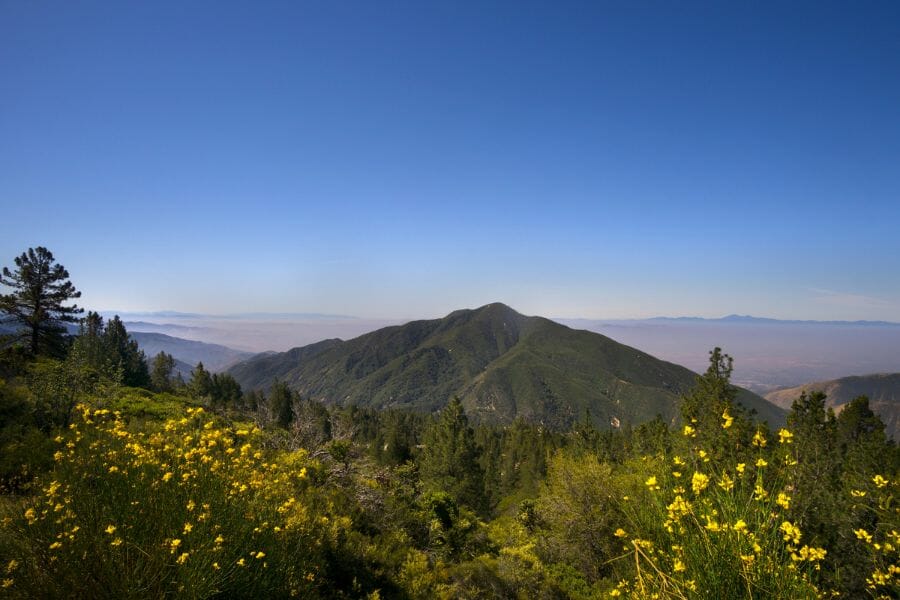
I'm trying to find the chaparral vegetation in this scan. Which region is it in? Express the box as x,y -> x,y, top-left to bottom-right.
1,248 -> 897,599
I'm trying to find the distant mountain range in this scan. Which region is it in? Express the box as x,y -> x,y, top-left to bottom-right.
765,373 -> 900,440
227,303 -> 784,429
658,315 -> 899,326
130,332 -> 253,374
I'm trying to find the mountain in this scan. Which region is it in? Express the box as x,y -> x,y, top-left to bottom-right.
765,373 -> 900,439
130,332 -> 253,373
228,303 -> 784,429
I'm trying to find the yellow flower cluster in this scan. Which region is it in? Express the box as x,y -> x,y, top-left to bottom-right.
8,403 -> 337,598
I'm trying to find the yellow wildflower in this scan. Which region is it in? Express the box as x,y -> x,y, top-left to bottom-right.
776,492 -> 791,510
777,428 -> 794,444
673,558 -> 686,572
691,472 -> 710,495
162,472 -> 173,482
2,579 -> 12,589
718,473 -> 734,491
754,484 -> 768,501
683,425 -> 696,438
733,520 -> 748,533
170,539 -> 182,553
736,463 -> 746,474
645,476 -> 660,490
614,528 -> 627,538
49,542 -> 62,550
255,551 -> 266,559
105,525 -> 116,535
873,475 -> 889,488
722,409 -> 734,429
854,528 -> 873,543
7,560 -> 19,574
851,490 -> 866,498
756,458 -> 768,468
752,430 -> 767,447
780,521 -> 801,545
183,523 -> 193,534
176,552 -> 189,565
111,538 -> 123,547
237,558 -> 246,567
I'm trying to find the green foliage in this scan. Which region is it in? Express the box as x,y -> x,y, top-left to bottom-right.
533,451 -> 635,583
69,313 -> 150,387
0,406 -> 365,598
150,351 -> 176,392
1,346 -> 897,598
419,398 -> 486,514
268,380 -> 295,429
0,247 -> 83,357
229,304 -> 786,430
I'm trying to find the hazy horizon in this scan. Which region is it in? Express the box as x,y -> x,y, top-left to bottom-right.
109,305 -> 900,392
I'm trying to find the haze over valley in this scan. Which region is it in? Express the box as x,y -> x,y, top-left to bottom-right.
119,308 -> 900,395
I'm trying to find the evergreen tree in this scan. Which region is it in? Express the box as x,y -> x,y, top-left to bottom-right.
210,373 -> 243,409
72,311 -> 107,368
0,247 -> 83,356
268,380 -> 294,428
679,347 -> 751,461
150,352 -> 176,393
419,398 -> 485,513
189,362 -> 213,399
786,392 -> 841,537
835,395 -> 899,487
103,316 -> 149,387
69,312 -> 150,388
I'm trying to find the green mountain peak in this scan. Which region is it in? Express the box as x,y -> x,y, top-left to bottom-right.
228,303 -> 784,429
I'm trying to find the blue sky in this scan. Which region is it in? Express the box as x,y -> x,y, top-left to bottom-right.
2,1 -> 899,320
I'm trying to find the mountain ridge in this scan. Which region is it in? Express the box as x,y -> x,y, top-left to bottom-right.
130,332 -> 253,373
765,373 -> 900,439
228,303 -> 784,429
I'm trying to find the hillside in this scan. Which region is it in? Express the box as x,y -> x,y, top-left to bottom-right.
765,373 -> 900,439
229,303 -> 784,429
130,331 -> 253,373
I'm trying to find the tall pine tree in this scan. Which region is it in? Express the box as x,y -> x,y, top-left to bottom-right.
419,398 -> 485,513
0,247 -> 83,356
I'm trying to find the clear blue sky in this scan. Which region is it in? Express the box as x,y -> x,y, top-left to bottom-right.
2,1 -> 899,320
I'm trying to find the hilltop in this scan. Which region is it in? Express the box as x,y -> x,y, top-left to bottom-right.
229,303 -> 783,429
765,373 -> 900,439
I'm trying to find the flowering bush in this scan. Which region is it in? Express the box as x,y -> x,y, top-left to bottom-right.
0,405 -> 346,598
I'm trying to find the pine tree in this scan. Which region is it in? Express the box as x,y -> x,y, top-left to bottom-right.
189,362 -> 213,399
103,316 -> 149,387
268,380 -> 294,428
73,311 -> 107,368
419,398 -> 485,513
0,247 -> 83,356
679,347 -> 751,461
210,373 -> 243,409
150,352 -> 176,392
